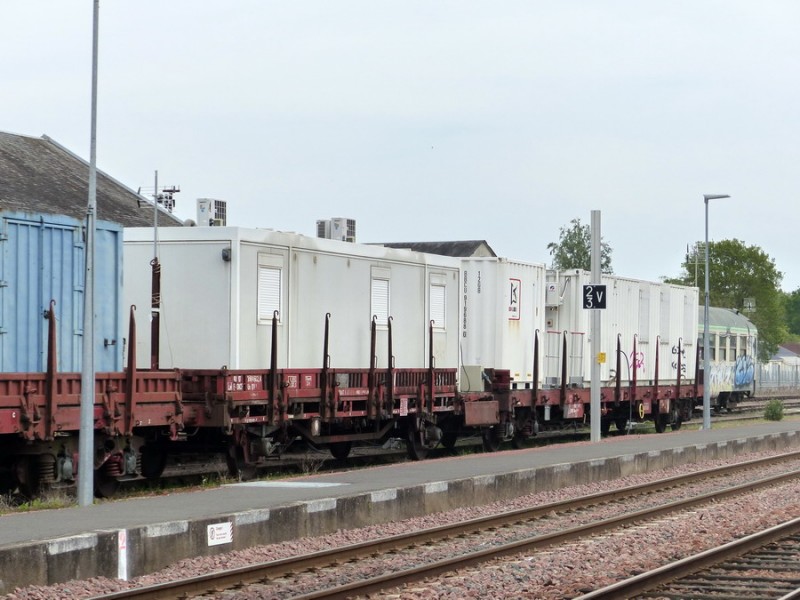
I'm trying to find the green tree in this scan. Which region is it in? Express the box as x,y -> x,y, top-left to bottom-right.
547,218 -> 613,273
666,238 -> 786,360
784,289 -> 800,339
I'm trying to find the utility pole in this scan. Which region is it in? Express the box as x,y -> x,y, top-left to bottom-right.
78,0 -> 100,507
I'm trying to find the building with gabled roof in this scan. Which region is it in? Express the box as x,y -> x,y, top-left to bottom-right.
773,343 -> 800,365
0,131 -> 184,227
380,240 -> 496,258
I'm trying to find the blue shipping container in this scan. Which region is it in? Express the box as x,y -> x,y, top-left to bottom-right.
0,211 -> 123,372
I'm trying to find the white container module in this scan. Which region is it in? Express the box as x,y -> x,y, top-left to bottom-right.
123,227 -> 461,371
543,269 -> 698,386
459,257 -> 547,389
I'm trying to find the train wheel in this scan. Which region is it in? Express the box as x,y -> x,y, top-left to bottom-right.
438,417 -> 460,451
140,444 -> 168,480
440,430 -> 458,450
671,417 -> 683,431
406,428 -> 430,461
0,466 -> 14,495
328,442 -> 352,461
600,418 -> 612,436
511,432 -> 528,449
481,427 -> 503,452
94,469 -> 120,498
0,457 -> 16,495
615,418 -> 629,435
654,414 -> 668,434
15,457 -> 40,498
226,445 -> 258,481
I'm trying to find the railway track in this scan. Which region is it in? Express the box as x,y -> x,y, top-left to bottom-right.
578,517 -> 800,599
88,450 -> 800,599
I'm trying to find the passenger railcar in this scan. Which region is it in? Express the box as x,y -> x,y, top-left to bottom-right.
698,306 -> 757,412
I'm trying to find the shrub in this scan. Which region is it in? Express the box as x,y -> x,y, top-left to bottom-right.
764,399 -> 784,421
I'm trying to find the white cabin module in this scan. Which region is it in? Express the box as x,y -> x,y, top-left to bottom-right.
459,257 -> 548,386
544,269 -> 699,386
123,227 -> 461,370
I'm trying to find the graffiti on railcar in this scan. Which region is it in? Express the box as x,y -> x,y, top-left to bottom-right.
630,351 -> 646,374
671,344 -> 687,377
734,355 -> 755,387
708,356 -> 755,397
708,362 -> 735,397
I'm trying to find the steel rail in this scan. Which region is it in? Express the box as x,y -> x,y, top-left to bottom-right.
288,469 -> 800,600
575,517 -> 800,600
89,451 -> 800,600
779,587 -> 800,600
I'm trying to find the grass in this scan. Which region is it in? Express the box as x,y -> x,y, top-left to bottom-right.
0,487 -> 73,514
679,411 -> 800,431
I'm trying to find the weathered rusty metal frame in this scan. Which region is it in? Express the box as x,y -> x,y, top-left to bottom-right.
0,303 -> 182,444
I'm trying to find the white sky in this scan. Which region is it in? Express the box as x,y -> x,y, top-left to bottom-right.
4,2 -> 798,289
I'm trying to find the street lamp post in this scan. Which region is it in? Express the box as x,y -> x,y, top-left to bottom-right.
78,0 -> 100,507
702,193 -> 730,430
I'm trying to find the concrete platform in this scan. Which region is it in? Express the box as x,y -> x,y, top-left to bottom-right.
2,420 -> 800,592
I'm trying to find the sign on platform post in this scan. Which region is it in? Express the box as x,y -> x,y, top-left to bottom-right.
583,284 -> 607,309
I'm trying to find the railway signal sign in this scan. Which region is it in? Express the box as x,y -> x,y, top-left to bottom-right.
583,284 -> 607,309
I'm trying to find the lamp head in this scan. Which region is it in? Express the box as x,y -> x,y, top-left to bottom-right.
703,194 -> 730,201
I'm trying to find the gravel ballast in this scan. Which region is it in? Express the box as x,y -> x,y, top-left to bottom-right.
5,449 -> 800,599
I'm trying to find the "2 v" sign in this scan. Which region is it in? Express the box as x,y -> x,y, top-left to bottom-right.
582,284 -> 607,309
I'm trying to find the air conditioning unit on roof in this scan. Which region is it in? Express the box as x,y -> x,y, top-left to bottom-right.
316,217 -> 356,242
197,198 -> 227,227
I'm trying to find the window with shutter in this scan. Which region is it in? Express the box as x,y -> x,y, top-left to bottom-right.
430,284 -> 445,329
371,278 -> 389,324
258,266 -> 281,322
